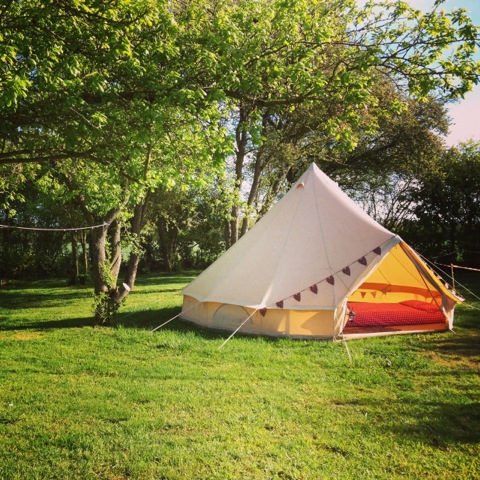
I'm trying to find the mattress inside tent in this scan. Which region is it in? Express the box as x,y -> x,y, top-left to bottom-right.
341,243 -> 452,335
343,300 -> 447,333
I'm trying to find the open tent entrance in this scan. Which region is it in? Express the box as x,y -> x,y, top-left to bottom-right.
342,243 -> 453,338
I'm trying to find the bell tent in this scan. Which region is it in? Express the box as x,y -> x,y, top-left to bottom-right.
181,163 -> 461,339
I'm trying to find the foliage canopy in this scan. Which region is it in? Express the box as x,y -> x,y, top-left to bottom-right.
0,0 -> 479,320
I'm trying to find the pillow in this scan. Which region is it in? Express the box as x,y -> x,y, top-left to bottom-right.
399,300 -> 441,312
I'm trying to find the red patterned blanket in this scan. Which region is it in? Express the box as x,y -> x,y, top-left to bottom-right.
344,300 -> 445,328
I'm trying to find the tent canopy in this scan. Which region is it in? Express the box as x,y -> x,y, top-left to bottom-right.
181,163 -> 461,339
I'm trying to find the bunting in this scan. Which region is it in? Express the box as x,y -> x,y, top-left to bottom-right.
262,244 -> 385,314
358,256 -> 367,266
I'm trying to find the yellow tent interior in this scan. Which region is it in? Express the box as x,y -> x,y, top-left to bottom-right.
342,242 -> 460,339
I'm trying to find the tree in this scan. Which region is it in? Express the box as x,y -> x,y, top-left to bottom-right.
0,0 -> 228,322
410,141 -> 480,267
177,0 -> 478,245
144,179 -> 228,272
227,84 -> 449,225
0,176 -> 85,279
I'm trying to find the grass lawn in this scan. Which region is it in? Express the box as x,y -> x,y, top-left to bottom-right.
0,272 -> 479,479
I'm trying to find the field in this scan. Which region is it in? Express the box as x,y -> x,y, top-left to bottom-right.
0,272 -> 479,479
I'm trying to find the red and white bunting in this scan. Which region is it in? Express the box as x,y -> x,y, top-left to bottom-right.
268,244 -> 385,312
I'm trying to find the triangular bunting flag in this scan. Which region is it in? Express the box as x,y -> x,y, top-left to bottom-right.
326,276 -> 335,285
358,256 -> 367,266
373,247 -> 382,255
371,292 -> 377,298
309,284 -> 318,294
342,266 -> 351,276
259,308 -> 267,317
294,293 -> 301,302
276,300 -> 284,309
361,292 -> 367,298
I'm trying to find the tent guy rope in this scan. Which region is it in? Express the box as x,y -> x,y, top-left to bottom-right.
218,309 -> 258,350
149,302 -> 258,348
150,302 -> 199,333
418,253 -> 480,304
0,222 -> 108,232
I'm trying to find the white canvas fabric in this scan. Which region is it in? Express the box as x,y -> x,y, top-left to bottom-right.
183,163 -> 398,309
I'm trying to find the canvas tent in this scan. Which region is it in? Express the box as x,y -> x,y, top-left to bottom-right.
181,163 -> 461,339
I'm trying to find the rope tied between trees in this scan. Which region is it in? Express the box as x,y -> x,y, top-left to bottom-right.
0,223 -> 108,232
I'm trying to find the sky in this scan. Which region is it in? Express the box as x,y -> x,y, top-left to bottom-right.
362,0 -> 480,146
408,0 -> 480,146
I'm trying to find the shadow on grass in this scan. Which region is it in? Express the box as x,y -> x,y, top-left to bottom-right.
133,272 -> 200,287
422,313 -> 480,360
0,290 -> 92,310
0,273 -> 194,313
389,400 -> 480,446
335,395 -> 480,446
0,304 -> 226,341
427,336 -> 480,360
115,307 -> 232,341
126,288 -> 185,296
115,307 -> 290,344
0,316 -> 96,331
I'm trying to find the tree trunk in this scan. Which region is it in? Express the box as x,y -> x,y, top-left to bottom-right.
87,208 -> 123,323
89,223 -> 109,295
157,215 -> 174,272
71,233 -> 79,280
109,219 -> 122,285
112,144 -> 154,305
112,198 -> 150,306
99,146 -> 153,319
449,221 -> 458,263
239,158 -> 261,237
63,173 -> 129,323
227,106 -> 249,246
1,215 -> 11,277
80,231 -> 88,275
239,112 -> 269,238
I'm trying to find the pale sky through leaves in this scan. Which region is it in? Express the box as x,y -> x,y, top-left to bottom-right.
421,0 -> 480,146
410,0 -> 480,146
359,0 -> 480,146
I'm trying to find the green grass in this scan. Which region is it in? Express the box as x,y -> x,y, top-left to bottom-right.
0,272 -> 479,479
